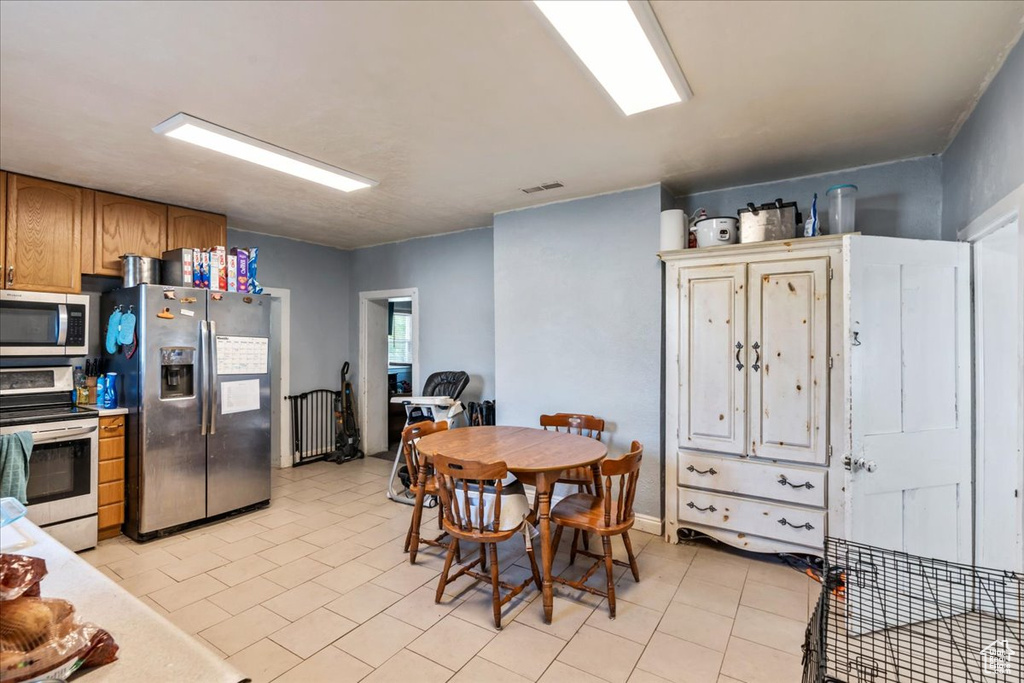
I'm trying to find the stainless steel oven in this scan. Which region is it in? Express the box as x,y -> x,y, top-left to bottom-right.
0,290 -> 89,356
0,367 -> 99,551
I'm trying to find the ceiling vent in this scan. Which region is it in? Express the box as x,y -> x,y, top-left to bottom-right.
520,181 -> 564,194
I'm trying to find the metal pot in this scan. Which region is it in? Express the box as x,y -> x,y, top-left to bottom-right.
120,254 -> 161,287
691,217 -> 738,248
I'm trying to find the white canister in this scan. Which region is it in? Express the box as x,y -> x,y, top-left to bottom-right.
660,209 -> 687,251
691,217 -> 739,248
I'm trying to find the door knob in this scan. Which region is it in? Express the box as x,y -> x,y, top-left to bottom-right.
844,456 -> 877,473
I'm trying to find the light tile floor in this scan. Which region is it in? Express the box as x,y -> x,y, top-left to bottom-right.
82,458 -> 820,683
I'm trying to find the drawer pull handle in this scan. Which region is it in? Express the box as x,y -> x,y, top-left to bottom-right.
686,465 -> 718,476
735,342 -> 744,371
777,475 -> 813,490
778,518 -> 814,530
102,424 -> 123,430
686,501 -> 717,513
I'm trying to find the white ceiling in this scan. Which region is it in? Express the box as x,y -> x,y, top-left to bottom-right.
1,1 -> 1022,249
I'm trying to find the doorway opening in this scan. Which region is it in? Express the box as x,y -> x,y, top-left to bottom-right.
358,288 -> 419,457
265,287 -> 291,469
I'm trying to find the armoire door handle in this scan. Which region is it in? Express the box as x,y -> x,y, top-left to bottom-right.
751,342 -> 761,372
735,341 -> 744,371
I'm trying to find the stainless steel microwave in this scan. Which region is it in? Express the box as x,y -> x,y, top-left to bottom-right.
0,290 -> 89,356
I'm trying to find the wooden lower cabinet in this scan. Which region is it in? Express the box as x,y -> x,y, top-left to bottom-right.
97,415 -> 126,540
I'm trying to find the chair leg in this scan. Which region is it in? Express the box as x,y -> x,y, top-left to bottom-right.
602,536 -> 616,619
437,500 -> 443,529
525,537 -> 543,591
622,531 -> 640,583
480,543 -> 488,571
569,528 -> 581,566
551,524 -> 564,558
579,485 -> 591,551
408,489 -> 425,564
488,543 -> 502,629
435,539 -> 457,604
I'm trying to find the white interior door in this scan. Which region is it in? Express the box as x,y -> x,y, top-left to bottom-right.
359,296 -> 390,456
678,264 -> 747,455
974,220 -> 1022,571
846,236 -> 972,563
747,258 -> 829,464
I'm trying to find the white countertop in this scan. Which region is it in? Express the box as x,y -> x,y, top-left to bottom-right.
87,404 -> 129,417
0,519 -> 247,683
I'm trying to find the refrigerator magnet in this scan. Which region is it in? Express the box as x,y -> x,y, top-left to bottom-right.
180,308 -> 195,317
157,307 -> 175,319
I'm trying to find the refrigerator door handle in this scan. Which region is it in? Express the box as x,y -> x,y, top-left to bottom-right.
200,320 -> 209,436
209,320 -> 218,435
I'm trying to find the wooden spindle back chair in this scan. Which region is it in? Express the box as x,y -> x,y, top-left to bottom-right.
432,453 -> 542,628
401,420 -> 454,564
550,441 -> 643,619
538,413 -> 606,549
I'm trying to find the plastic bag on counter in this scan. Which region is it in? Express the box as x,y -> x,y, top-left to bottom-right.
0,597 -> 119,682
0,554 -> 47,600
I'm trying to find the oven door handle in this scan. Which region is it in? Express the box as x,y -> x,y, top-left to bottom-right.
56,304 -> 69,346
32,425 -> 97,444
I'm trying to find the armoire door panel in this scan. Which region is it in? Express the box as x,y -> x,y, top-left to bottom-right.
679,264 -> 747,455
748,258 -> 828,463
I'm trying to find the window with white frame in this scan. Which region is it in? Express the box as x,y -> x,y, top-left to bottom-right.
388,312 -> 412,364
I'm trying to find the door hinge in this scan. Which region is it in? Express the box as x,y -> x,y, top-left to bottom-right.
829,267 -> 834,281
828,444 -> 833,460
828,357 -> 833,370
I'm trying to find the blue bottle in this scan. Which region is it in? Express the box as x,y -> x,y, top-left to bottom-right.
103,372 -> 118,409
95,376 -> 106,408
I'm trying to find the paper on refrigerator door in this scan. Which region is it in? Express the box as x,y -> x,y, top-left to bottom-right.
221,379 -> 261,414
215,335 -> 268,375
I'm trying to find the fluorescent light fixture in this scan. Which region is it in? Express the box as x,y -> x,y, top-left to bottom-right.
532,0 -> 691,116
153,113 -> 377,192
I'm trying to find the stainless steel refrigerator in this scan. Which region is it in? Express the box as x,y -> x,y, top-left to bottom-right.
103,285 -> 271,541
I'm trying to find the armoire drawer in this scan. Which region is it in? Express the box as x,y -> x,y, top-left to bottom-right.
678,452 -> 826,507
677,488 -> 824,549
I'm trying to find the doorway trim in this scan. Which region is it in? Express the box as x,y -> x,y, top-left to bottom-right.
264,287 -> 292,469
960,182 -> 1024,571
358,288 -> 419,456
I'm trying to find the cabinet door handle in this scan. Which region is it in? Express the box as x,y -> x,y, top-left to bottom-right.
734,341 -> 743,371
686,465 -> 717,476
686,501 -> 717,513
778,518 -> 814,530
751,342 -> 761,372
6,266 -> 13,285
777,475 -> 813,489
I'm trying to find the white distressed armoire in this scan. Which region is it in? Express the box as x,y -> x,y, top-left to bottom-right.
661,234 -> 972,561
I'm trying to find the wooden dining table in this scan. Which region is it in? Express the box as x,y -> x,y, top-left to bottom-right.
414,425 -> 607,624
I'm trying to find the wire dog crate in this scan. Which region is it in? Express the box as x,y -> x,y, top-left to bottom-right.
803,538 -> 1023,682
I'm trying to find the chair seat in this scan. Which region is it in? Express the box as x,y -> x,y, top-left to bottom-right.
550,493 -> 634,535
409,473 -> 439,495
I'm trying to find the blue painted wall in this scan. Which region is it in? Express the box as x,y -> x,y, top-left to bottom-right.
677,156 -> 943,240
493,185 -> 664,517
228,228 -> 351,394
347,227 -> 495,404
942,38 -> 1024,238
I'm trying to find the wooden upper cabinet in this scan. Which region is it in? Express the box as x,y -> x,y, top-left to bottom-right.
166,206 -> 227,251
92,192 -> 167,276
0,171 -> 6,289
5,174 -> 82,293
